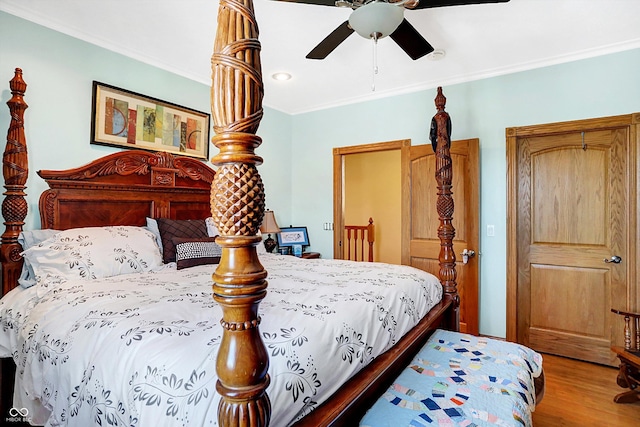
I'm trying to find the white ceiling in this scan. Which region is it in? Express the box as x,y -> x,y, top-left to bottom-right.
2,0 -> 640,114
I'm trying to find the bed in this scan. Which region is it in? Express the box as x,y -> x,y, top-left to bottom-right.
0,1 -> 462,426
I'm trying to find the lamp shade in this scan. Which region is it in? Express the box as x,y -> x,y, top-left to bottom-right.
260,210 -> 281,234
348,2 -> 404,39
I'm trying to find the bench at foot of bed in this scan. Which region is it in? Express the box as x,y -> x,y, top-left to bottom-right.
360,329 -> 543,427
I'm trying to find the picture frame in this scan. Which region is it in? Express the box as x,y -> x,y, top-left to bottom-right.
91,81 -> 210,160
277,226 -> 310,247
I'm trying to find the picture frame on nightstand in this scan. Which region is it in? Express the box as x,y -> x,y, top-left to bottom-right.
277,226 -> 310,248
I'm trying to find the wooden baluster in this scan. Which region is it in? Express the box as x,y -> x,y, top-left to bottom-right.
352,231 -> 357,260
433,87 -> 459,331
635,317 -> 639,351
366,217 -> 374,262
1,68 -> 28,297
210,1 -> 270,426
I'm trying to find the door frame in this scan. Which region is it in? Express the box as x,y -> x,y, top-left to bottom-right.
333,139 -> 410,259
506,113 -> 640,343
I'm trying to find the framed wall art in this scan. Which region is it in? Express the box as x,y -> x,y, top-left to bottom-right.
91,81 -> 210,160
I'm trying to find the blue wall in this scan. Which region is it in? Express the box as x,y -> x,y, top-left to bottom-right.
292,48 -> 640,337
2,10 -> 640,337
0,11 -> 293,232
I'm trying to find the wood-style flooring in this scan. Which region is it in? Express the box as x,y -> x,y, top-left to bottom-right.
533,353 -> 640,426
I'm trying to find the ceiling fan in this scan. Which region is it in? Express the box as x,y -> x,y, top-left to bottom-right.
276,0 -> 510,60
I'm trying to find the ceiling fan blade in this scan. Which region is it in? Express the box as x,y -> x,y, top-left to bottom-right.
306,21 -> 355,60
389,19 -> 434,60
273,0 -> 337,7
411,0 -> 510,10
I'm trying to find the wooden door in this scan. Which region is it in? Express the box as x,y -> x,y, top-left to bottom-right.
507,114 -> 639,366
401,139 -> 480,335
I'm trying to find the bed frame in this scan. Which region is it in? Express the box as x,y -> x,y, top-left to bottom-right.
0,1 -> 459,425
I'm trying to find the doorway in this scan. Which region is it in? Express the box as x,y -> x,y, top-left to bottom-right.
333,140 -> 408,262
334,138 -> 480,335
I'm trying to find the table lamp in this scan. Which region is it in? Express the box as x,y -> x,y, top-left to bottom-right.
260,209 -> 280,253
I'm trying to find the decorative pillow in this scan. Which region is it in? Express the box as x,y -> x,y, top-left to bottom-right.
21,226 -> 163,296
148,216 -> 221,253
173,237 -> 222,270
156,218 -> 208,263
17,229 -> 61,288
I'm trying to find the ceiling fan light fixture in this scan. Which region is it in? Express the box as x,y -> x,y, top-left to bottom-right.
348,2 -> 404,39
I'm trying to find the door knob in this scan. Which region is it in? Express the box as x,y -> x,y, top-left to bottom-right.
604,255 -> 622,264
460,249 -> 476,265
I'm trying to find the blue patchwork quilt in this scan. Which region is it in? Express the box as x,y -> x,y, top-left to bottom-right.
360,329 -> 543,427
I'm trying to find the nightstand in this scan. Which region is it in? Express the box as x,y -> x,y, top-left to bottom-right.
300,252 -> 320,259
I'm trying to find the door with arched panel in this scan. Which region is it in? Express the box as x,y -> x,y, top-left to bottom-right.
401,139 -> 480,335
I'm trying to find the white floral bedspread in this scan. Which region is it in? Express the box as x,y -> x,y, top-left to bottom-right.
0,254 -> 442,427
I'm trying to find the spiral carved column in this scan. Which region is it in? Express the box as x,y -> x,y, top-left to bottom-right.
210,1 -> 270,426
433,87 -> 459,331
1,68 -> 28,297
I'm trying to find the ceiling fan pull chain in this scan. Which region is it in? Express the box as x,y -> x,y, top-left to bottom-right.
372,32 -> 379,92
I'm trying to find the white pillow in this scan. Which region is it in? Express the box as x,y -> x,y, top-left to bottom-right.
205,216 -> 220,237
18,229 -> 60,250
206,217 -> 268,255
145,217 -> 163,251
22,226 -> 163,296
18,229 -> 60,288
256,230 -> 268,255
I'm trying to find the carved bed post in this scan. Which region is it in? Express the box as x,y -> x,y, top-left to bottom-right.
210,1 -> 270,426
433,87 -> 459,331
1,68 -> 28,297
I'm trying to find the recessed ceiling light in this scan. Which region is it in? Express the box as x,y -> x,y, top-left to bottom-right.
427,49 -> 446,61
272,72 -> 292,81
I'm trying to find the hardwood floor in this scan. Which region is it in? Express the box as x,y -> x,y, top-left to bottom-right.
533,353 -> 640,426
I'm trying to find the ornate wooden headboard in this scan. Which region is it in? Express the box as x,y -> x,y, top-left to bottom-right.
37,150 -> 215,230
